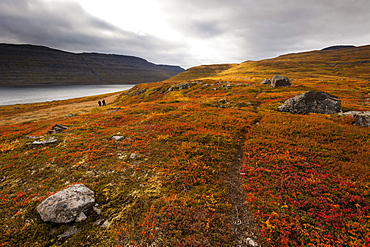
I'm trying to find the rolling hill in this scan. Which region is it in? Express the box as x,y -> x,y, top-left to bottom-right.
0,44 -> 184,85
0,45 -> 369,246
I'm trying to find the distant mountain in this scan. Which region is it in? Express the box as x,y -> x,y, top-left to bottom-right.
321,45 -> 355,51
0,44 -> 185,85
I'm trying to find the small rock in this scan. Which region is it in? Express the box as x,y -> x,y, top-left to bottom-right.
246,237 -> 259,246
26,135 -> 42,139
36,184 -> 95,223
129,153 -> 139,159
101,219 -> 110,228
57,226 -> 80,239
261,79 -> 271,85
75,212 -> 87,222
30,137 -> 58,148
93,206 -> 102,214
112,135 -> 125,141
48,124 -> 69,134
93,219 -> 104,226
271,75 -> 291,87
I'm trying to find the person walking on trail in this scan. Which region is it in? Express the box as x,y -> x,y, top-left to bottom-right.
102,99 -> 106,106
98,101 -> 102,107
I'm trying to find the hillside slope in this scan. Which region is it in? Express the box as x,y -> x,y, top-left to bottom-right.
0,46 -> 369,246
0,44 -> 184,85
169,45 -> 370,83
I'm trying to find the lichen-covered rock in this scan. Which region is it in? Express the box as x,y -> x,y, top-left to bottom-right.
278,91 -> 341,114
30,136 -> 58,148
341,111 -> 370,127
271,75 -> 291,87
36,184 -> 95,223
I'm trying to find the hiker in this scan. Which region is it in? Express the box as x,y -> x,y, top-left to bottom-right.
98,101 -> 102,107
102,99 -> 106,106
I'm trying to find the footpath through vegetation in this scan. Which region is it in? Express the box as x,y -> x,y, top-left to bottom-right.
1,46 -> 369,246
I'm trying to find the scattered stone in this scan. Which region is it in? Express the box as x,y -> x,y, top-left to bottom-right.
36,184 -> 95,223
341,111 -> 370,127
93,205 -> 102,214
93,219 -> 104,226
48,124 -> 69,134
75,212 -> 87,222
65,114 -> 78,118
168,82 -> 197,91
112,135 -> 125,141
261,79 -> 271,85
129,153 -> 139,159
271,75 -> 291,87
278,91 -> 341,114
30,137 -> 58,148
26,135 -> 42,139
130,88 -> 147,96
101,219 -> 110,228
57,226 -> 80,239
246,237 -> 259,247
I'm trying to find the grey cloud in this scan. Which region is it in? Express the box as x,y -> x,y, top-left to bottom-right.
1,0 -> 369,68
159,0 -> 370,63
0,0 -> 183,65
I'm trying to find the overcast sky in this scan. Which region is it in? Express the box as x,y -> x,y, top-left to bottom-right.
1,0 -> 370,68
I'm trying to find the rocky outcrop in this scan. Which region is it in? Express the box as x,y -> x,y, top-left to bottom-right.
36,184 -> 95,223
168,82 -> 198,91
278,91 -> 341,114
341,111 -> 370,127
271,75 -> 291,87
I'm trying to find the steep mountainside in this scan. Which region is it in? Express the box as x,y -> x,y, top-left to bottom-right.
0,46 -> 369,246
0,44 -> 184,85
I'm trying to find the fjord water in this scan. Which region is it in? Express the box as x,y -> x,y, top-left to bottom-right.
0,84 -> 134,106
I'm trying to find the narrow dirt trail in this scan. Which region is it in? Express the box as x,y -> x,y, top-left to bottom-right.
229,85 -> 264,246
229,119 -> 262,247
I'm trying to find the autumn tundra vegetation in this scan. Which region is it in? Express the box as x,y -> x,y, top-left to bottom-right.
0,45 -> 369,246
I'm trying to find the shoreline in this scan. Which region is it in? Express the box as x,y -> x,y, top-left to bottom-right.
0,91 -> 123,126
0,84 -> 135,106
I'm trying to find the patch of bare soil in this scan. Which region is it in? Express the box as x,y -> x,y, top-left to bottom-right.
0,93 -> 120,126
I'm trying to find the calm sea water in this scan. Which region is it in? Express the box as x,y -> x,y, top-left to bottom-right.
0,84 -> 134,106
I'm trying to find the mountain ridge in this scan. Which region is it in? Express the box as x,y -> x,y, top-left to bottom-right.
0,43 -> 185,85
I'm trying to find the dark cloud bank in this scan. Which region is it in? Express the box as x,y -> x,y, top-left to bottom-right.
1,0 -> 370,68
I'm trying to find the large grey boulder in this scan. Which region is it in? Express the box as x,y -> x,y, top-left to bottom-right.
341,111 -> 370,127
271,75 -> 291,87
278,91 -> 341,114
36,184 -> 95,223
